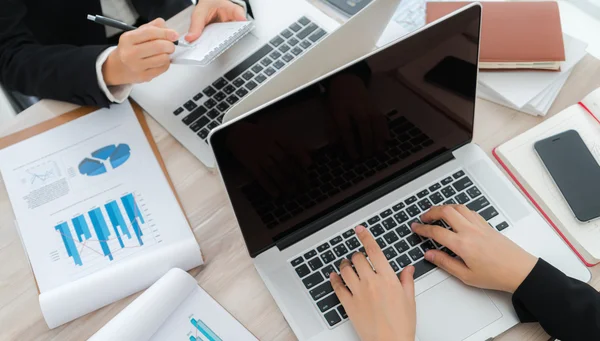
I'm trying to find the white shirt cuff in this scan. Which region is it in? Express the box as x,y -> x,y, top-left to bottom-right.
96,46 -> 133,104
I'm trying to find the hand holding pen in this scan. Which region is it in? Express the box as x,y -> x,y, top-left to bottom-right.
87,0 -> 247,87
88,16 -> 182,86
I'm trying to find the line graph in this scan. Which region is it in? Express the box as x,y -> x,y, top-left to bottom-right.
21,160 -> 62,190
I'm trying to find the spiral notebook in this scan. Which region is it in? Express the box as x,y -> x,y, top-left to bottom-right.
171,21 -> 255,66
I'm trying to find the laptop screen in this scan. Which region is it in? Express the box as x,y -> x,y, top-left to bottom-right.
211,6 -> 481,257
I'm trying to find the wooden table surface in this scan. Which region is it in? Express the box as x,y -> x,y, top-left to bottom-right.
1,5 -> 600,340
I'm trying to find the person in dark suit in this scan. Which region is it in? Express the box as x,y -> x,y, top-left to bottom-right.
0,0 -> 251,108
329,205 -> 600,341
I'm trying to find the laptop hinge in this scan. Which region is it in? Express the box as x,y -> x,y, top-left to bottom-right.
274,148 -> 457,252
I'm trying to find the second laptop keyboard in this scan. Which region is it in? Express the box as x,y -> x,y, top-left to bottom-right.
171,17 -> 328,143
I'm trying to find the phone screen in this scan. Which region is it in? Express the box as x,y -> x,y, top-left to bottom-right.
534,130 -> 600,222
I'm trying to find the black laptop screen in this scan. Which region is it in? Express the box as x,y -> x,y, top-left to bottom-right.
211,6 -> 481,257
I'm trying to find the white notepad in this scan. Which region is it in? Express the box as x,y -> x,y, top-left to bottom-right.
172,21 -> 255,66
494,88 -> 600,265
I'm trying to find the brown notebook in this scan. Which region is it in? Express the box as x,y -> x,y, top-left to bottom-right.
426,2 -> 565,70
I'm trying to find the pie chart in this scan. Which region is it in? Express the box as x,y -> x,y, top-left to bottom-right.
79,144 -> 131,176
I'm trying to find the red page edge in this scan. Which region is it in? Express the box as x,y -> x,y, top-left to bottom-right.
491,101 -> 600,268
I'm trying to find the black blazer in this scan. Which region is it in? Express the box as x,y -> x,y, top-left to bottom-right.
512,258 -> 600,340
0,0 -> 250,107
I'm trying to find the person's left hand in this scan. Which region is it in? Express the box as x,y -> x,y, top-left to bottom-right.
330,225 -> 416,341
186,0 -> 247,42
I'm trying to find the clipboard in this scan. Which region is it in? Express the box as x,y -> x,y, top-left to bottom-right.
0,99 -> 203,294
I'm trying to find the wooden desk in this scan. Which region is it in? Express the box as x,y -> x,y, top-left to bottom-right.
1,9 -> 600,340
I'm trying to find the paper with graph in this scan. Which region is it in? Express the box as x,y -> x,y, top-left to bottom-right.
0,102 -> 203,328
90,268 -> 257,341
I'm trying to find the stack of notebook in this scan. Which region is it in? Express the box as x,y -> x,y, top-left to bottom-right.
427,1 -> 588,116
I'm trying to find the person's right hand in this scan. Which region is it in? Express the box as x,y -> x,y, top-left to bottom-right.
412,205 -> 538,293
103,18 -> 178,86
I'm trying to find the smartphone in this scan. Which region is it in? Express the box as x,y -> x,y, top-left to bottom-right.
534,130 -> 600,222
424,56 -> 477,99
323,0 -> 372,16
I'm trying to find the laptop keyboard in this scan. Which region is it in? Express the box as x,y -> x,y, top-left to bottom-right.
289,170 -> 511,328
242,114 -> 434,229
171,17 -> 328,142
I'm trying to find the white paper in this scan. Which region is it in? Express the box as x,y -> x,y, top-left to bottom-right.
172,21 -> 254,66
478,34 -> 588,108
40,238 -> 202,329
90,268 -> 258,341
89,268 -> 197,341
477,68 -> 573,116
0,102 -> 203,327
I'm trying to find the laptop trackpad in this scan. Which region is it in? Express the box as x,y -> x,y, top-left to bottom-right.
415,277 -> 502,341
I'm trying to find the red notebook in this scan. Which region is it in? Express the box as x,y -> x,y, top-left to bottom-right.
427,1 -> 566,70
494,88 -> 600,266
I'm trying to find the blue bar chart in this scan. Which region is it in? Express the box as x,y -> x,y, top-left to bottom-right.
54,193 -> 147,266
55,222 -> 82,266
121,193 -> 145,246
190,318 -> 222,341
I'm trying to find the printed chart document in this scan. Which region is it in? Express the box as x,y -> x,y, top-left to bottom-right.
0,102 -> 203,328
90,268 -> 258,341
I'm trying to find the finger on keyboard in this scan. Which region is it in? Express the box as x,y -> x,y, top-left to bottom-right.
419,205 -> 470,232
355,225 -> 395,277
330,272 -> 351,304
452,204 -> 481,225
339,259 -> 360,292
411,223 -> 457,251
350,251 -> 374,279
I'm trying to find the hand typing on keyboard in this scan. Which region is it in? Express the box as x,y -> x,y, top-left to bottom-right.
186,0 -> 247,43
325,66 -> 390,159
330,225 -> 417,341
413,205 -> 538,293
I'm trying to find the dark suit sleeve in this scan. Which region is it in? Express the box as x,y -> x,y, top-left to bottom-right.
0,0 -> 112,107
512,258 -> 600,341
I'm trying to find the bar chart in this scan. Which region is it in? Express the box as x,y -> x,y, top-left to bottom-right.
54,192 -> 149,266
189,317 -> 222,341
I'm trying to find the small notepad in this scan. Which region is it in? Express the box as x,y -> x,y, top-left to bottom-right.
171,21 -> 255,66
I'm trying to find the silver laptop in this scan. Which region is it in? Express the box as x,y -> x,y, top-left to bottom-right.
210,5 -> 590,341
131,0 -> 400,169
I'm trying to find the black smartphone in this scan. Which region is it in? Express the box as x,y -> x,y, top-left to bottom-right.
424,56 -> 477,99
323,0 -> 371,16
534,130 -> 600,222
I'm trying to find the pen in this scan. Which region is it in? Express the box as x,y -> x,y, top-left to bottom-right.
87,14 -> 183,46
